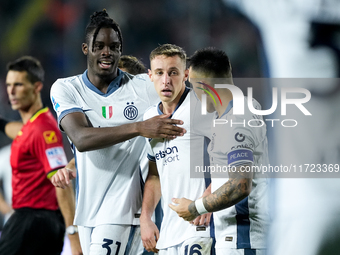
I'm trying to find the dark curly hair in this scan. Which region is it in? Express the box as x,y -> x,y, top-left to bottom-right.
85,9 -> 123,53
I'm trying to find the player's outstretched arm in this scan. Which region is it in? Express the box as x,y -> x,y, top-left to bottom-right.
140,161 -> 161,253
60,112 -> 186,152
169,165 -> 253,221
51,158 -> 76,189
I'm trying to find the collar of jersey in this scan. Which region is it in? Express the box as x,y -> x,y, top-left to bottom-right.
157,87 -> 190,118
219,100 -> 233,119
82,69 -> 124,97
30,107 -> 49,123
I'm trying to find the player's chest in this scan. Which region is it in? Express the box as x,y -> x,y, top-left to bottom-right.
81,94 -> 150,126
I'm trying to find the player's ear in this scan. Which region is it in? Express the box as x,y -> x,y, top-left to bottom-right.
183,69 -> 189,82
148,69 -> 153,81
34,81 -> 43,93
82,43 -> 88,55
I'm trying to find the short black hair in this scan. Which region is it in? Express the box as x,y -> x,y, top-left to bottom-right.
118,55 -> 146,75
7,56 -> 44,83
189,47 -> 231,78
85,9 -> 123,53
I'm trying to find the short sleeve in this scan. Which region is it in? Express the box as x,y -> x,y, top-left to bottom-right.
30,124 -> 68,176
50,77 -> 83,129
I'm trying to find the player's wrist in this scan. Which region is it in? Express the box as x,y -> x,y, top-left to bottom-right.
134,121 -> 142,136
140,211 -> 153,222
194,198 -> 209,215
66,225 -> 78,235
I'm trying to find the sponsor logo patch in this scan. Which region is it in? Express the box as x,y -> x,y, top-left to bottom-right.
45,146 -> 68,169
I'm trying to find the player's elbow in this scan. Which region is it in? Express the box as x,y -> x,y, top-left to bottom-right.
72,140 -> 89,152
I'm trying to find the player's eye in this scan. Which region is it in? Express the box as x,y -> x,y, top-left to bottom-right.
110,44 -> 121,51
94,44 -> 103,50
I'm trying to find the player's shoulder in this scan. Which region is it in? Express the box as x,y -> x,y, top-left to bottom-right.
31,109 -> 58,130
143,103 -> 160,121
228,97 -> 263,121
121,73 -> 149,84
52,74 -> 83,90
122,73 -> 159,104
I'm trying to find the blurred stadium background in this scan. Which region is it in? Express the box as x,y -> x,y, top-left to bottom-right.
0,0 -> 262,149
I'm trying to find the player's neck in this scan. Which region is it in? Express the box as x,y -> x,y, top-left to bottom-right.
216,90 -> 233,118
87,69 -> 118,94
160,86 -> 186,115
160,101 -> 177,115
19,98 -> 44,124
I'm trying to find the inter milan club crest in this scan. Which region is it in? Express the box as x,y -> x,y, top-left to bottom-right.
124,102 -> 138,120
102,106 -> 113,119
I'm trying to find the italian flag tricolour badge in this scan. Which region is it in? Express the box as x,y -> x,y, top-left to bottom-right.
102,106 -> 113,119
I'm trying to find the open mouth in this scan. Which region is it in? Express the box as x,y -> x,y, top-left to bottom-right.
98,60 -> 113,69
161,89 -> 172,97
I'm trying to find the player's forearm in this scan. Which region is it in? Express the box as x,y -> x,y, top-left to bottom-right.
56,183 -> 76,227
62,116 -> 140,152
141,175 -> 161,220
200,177 -> 252,213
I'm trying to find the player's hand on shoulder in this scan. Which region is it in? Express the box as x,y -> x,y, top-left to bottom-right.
139,114 -> 186,140
51,167 -> 76,189
140,217 -> 159,253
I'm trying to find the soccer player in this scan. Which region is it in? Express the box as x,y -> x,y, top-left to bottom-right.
140,44 -> 213,254
170,47 -> 270,255
222,2 -> 340,254
0,56 -> 82,255
50,10 -> 185,255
